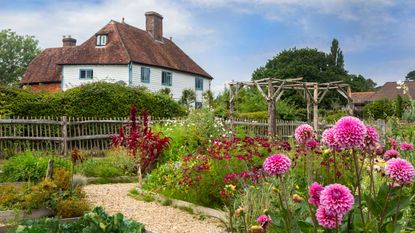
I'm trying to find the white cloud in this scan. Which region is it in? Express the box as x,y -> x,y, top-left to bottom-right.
0,0 -> 215,49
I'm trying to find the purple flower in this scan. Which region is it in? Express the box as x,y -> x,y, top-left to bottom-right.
316,206 -> 343,229
333,116 -> 366,149
385,158 -> 415,185
322,128 -> 337,148
256,214 -> 272,229
320,184 -> 354,215
263,154 -> 291,175
400,143 -> 414,151
384,149 -> 400,161
363,126 -> 379,150
308,182 -> 324,206
294,124 -> 314,144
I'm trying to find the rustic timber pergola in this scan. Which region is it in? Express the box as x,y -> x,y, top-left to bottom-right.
228,77 -> 354,139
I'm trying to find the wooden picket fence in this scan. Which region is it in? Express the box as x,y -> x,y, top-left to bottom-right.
2,115 -> 387,158
226,118 -> 309,138
0,116 -> 174,157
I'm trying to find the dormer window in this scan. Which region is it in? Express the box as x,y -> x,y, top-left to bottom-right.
96,34 -> 107,46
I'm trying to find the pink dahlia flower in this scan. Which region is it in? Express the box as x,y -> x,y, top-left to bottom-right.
384,149 -> 400,161
294,124 -> 314,144
322,128 -> 337,148
308,182 -> 324,206
316,206 -> 343,229
388,137 -> 398,150
320,184 -> 354,215
263,154 -> 291,175
256,214 -> 272,229
333,116 -> 366,149
385,158 -> 415,185
400,143 -> 414,151
363,126 -> 379,150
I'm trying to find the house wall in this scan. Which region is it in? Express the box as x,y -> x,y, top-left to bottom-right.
61,65 -> 129,91
131,64 -> 211,102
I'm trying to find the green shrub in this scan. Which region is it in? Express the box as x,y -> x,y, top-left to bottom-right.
154,108 -> 228,162
15,207 -> 145,233
78,152 -> 136,178
1,151 -> 71,182
363,97 -> 411,120
0,82 -> 186,118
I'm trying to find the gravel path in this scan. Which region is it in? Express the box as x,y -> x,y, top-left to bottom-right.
84,183 -> 225,233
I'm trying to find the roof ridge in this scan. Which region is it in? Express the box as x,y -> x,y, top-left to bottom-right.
113,21 -> 131,62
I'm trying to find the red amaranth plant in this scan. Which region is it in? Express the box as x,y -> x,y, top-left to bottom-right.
112,105 -> 169,174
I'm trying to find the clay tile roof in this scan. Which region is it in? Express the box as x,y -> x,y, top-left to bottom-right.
22,20 -> 212,85
21,47 -> 74,84
351,92 -> 375,104
58,20 -> 212,79
369,81 -> 415,101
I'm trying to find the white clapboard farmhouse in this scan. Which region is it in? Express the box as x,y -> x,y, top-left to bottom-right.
21,11 -> 213,105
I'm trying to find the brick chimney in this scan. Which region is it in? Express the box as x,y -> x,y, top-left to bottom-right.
145,11 -> 163,42
62,35 -> 76,47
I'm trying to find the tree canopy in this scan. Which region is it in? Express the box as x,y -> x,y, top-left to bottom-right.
0,29 -> 41,86
406,70 -> 415,81
252,39 -> 376,92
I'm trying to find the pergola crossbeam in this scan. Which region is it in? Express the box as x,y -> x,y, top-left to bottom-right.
227,77 -> 353,139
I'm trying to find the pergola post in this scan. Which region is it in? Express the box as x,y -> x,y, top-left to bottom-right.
347,86 -> 354,116
313,83 -> 319,133
267,78 -> 276,139
229,83 -> 235,134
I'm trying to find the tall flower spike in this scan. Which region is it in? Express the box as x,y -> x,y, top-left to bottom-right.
333,116 -> 366,149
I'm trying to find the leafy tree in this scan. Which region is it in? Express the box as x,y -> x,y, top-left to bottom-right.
0,29 -> 41,85
405,70 -> 415,81
348,74 -> 376,92
251,39 -> 376,109
179,89 -> 196,107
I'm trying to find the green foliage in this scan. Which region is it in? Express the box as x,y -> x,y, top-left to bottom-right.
0,82 -> 186,118
179,88 -> 196,107
214,87 -> 305,120
0,29 -> 41,85
1,167 -> 88,215
251,39 -> 376,109
154,108 -> 228,162
403,100 -> 415,122
1,151 -> 71,182
405,70 -> 415,81
78,152 -> 136,178
363,97 -> 411,120
15,207 -> 145,233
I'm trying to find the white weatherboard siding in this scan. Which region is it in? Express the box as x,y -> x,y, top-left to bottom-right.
131,64 -> 211,102
62,65 -> 129,91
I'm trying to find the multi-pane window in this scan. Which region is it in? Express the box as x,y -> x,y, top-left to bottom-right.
96,35 -> 107,46
195,77 -> 203,91
162,71 -> 172,86
79,69 -> 93,79
141,67 -> 150,83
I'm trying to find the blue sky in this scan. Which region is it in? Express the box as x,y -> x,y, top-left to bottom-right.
1,0 -> 414,93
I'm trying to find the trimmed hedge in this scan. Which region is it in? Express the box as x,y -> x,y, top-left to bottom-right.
0,82 -> 186,118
